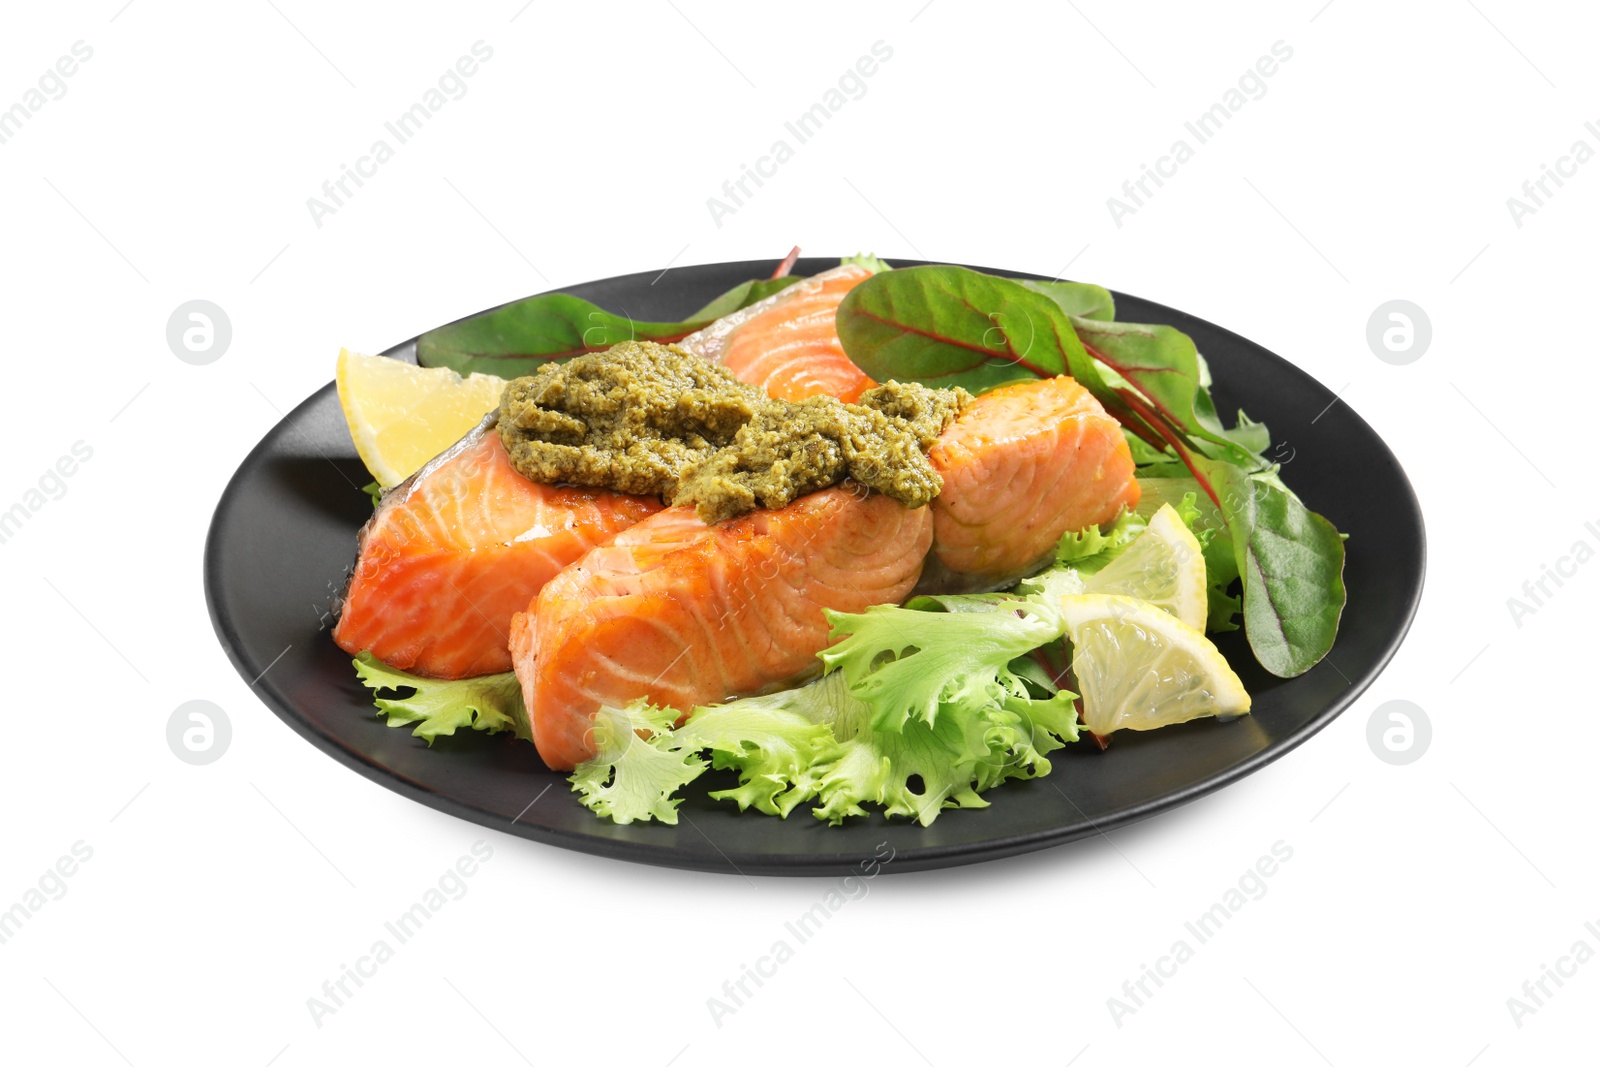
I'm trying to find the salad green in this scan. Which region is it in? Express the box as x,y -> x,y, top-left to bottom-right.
560,504 -> 1214,826
417,269 -> 804,377
836,264 -> 1346,677
353,652 -> 525,742
350,499 -> 1245,826
415,252 -> 885,378
352,255 -> 1348,828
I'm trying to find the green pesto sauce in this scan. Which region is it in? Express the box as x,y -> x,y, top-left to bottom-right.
498,340 -> 970,524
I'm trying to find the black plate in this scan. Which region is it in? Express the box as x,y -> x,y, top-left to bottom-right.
205,258 -> 1424,876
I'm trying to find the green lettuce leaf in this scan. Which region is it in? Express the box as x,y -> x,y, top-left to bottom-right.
1050,508 -> 1149,573
352,654 -> 524,743
566,690 -> 838,823
671,692 -> 838,818
809,676 -> 1077,826
568,700 -> 706,825
704,672 -> 1080,827
564,653 -> 1083,828
819,602 -> 1063,732
564,501 -> 1268,829
842,252 -> 893,275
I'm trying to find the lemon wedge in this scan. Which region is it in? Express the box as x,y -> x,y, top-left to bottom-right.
1057,593 -> 1250,735
335,349 -> 507,487
1083,504 -> 1208,631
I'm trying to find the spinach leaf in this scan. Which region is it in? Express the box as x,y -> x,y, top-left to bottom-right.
1199,462 -> 1346,674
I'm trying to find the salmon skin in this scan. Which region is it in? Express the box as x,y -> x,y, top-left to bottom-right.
921,376 -> 1139,593
511,484 -> 932,770
334,416 -> 662,679
679,264 -> 877,403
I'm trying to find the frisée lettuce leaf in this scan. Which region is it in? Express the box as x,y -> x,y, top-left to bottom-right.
566,668 -> 1083,828
1050,506 -> 1148,574
352,653 -> 524,742
569,700 -> 707,825
353,493 -> 1239,827
563,500 -> 1240,826
807,673 -> 1079,826
674,691 -> 839,817
819,601 -> 1062,732
841,252 -> 894,275
567,691 -> 837,825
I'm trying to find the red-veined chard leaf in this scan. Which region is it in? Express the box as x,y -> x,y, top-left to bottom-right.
686,276 -> 805,321
417,276 -> 803,377
1070,316 -> 1264,468
1021,280 -> 1116,322
837,265 -> 1154,437
1193,355 -> 1272,456
1074,317 -> 1345,676
834,261 -> 1347,678
836,264 -> 1094,394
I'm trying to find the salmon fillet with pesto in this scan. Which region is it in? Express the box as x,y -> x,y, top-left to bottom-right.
679,264 -> 878,403
334,419 -> 662,678
510,485 -> 932,770
921,375 -> 1140,592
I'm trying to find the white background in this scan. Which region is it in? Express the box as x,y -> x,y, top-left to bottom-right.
1,1 -> 1593,1063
